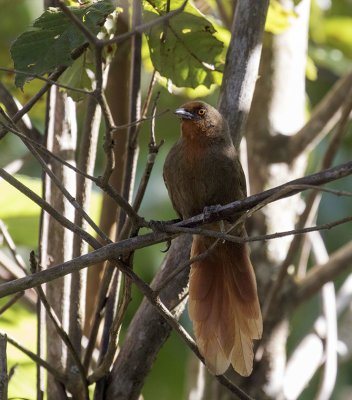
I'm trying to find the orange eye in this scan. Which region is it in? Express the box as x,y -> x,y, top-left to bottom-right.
197,108 -> 206,116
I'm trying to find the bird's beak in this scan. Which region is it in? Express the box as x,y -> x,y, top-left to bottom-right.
174,108 -> 195,120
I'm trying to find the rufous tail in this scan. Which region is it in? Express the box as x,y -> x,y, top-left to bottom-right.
188,235 -> 262,376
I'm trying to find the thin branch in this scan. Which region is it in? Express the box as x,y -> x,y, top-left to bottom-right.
176,160 -> 352,229
87,271 -> 131,384
0,44 -> 88,140
29,253 -> 88,399
0,220 -> 27,273
0,81 -> 41,141
21,133 -> 111,244
112,108 -> 168,131
132,93 -> 164,212
102,0 -> 188,46
287,69 -> 352,162
95,180 -> 144,225
0,167 -> 100,250
0,333 -> 7,400
56,0 -> 99,45
98,93 -> 116,186
0,291 -> 24,316
1,121 -> 142,225
118,76 -> 159,240
295,241 -> 352,304
0,121 -> 97,182
0,67 -> 93,95
1,331 -> 67,383
82,263 -> 114,371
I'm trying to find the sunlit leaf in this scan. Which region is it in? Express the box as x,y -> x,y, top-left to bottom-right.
144,0 -> 224,89
10,1 -> 114,89
58,52 -> 94,101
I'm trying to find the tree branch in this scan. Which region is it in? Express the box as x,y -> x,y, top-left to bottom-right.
294,241 -> 352,304
218,0 -> 270,147
287,69 -> 352,162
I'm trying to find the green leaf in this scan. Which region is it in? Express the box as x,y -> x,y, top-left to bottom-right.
58,53 -> 94,101
10,1 -> 114,89
144,0 -> 224,89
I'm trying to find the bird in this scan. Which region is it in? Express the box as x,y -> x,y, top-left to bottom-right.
163,101 -> 262,376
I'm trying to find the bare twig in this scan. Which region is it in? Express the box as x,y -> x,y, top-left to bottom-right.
0,81 -> 42,141
0,333 -> 7,400
0,168 -> 100,250
56,0 -> 99,45
118,76 -> 159,240
1,331 -> 67,383
132,92 -> 164,212
0,121 -> 142,226
87,269 -> 130,384
102,0 -> 188,46
29,253 -> 89,399
0,220 -> 27,273
295,241 -> 352,303
0,121 -> 97,182
83,263 -> 114,371
112,108 -> 168,131
287,69 -> 352,162
0,44 -> 89,140
22,135 -> 110,244
0,67 -> 93,95
0,292 -> 24,316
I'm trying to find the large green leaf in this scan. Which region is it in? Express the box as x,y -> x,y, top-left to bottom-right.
144,0 -> 224,89
10,1 -> 114,89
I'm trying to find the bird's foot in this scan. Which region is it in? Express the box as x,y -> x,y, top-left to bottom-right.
203,204 -> 222,223
149,219 -> 168,232
148,220 -> 173,252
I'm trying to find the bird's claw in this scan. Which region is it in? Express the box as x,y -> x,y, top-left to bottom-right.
203,204 -> 222,223
161,239 -> 172,253
149,219 -> 167,232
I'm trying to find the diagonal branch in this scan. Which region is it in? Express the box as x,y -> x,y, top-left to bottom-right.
294,241 -> 352,304
286,69 -> 352,162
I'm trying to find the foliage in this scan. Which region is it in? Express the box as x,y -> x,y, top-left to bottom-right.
10,1 -> 114,89
143,0 -> 224,88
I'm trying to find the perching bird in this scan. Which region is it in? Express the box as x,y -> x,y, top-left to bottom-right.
163,101 -> 262,376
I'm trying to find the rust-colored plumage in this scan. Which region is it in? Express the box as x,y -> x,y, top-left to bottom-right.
163,101 -> 262,376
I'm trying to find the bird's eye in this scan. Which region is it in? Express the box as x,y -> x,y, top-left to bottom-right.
197,108 -> 206,117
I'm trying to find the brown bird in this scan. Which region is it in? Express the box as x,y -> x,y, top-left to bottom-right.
163,101 -> 262,376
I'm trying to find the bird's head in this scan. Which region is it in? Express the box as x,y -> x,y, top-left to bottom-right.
174,101 -> 228,141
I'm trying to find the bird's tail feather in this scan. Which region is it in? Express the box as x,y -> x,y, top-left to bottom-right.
188,235 -> 262,376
